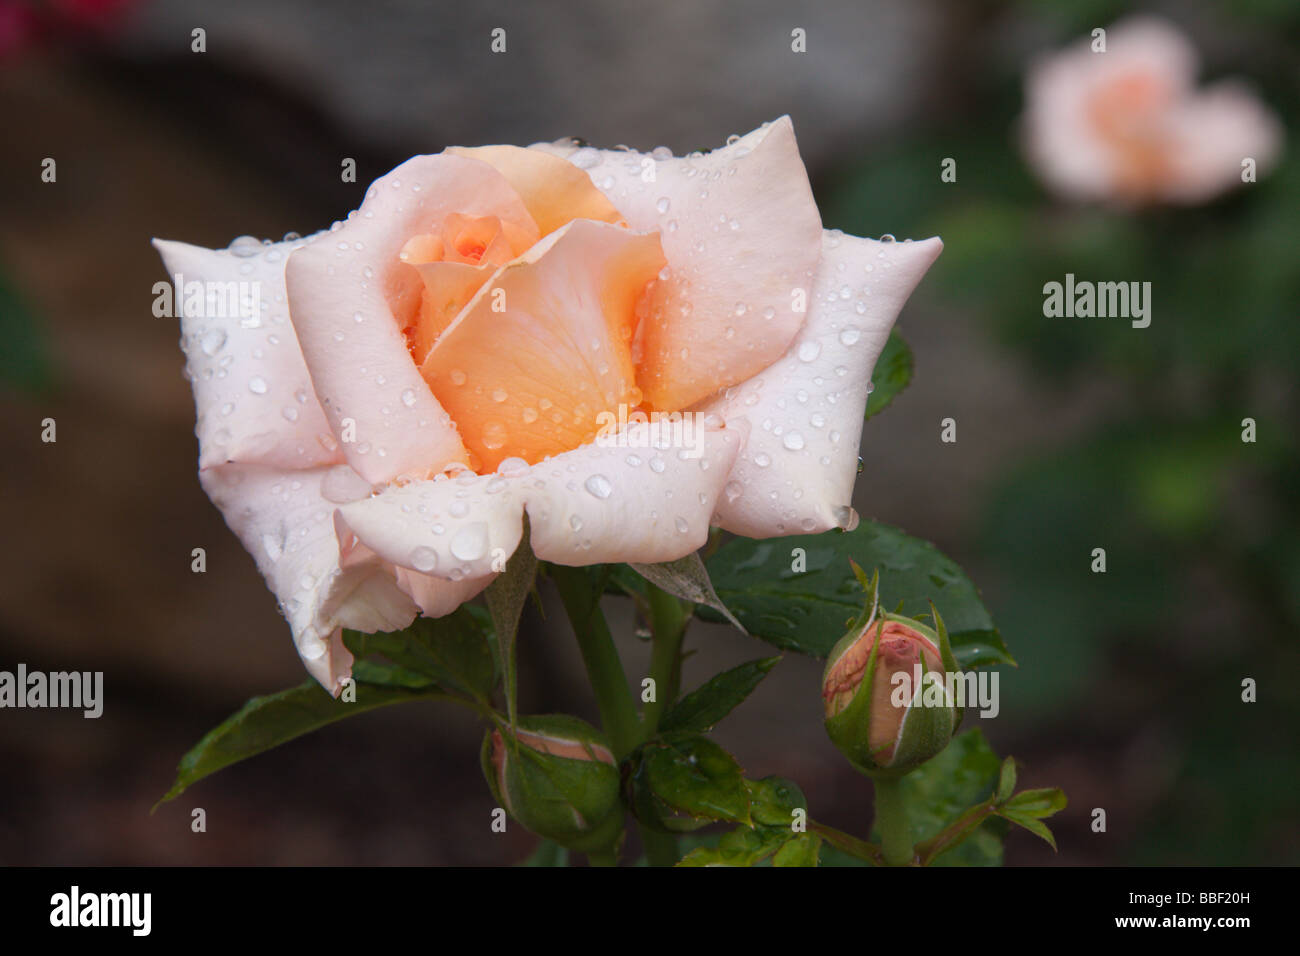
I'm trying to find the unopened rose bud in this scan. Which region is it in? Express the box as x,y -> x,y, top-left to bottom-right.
823,608 -> 959,776
482,714 -> 623,853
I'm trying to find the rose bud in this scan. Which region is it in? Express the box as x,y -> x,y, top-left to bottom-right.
481,714 -> 623,853
822,600 -> 960,776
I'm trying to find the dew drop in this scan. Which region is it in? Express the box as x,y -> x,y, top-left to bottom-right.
229,235 -> 261,258
797,341 -> 822,363
783,431 -> 805,451
401,388 -> 417,407
199,328 -> 227,356
584,474 -> 613,499
450,523 -> 489,561
248,376 -> 268,394
410,546 -> 438,572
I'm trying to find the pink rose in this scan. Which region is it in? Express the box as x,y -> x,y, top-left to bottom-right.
1021,16 -> 1282,205
154,118 -> 941,693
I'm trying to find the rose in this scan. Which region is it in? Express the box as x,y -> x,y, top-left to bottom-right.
154,117 -> 941,694
1021,16 -> 1282,205
823,613 -> 958,774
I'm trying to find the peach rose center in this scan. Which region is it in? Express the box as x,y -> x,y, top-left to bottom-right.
388,148 -> 671,474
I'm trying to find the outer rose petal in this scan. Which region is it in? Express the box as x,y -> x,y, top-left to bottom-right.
153,236 -> 342,471
701,232 -> 943,538
533,117 -> 823,411
285,153 -> 540,484
420,220 -> 666,472
1165,80 -> 1283,204
199,462 -> 422,694
336,419 -> 744,586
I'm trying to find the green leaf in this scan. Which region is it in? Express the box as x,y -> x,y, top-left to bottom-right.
677,824 -> 791,867
630,551 -> 745,633
772,832 -> 822,867
702,520 -> 1013,667
863,331 -> 913,420
998,811 -> 1058,851
635,737 -> 751,829
900,729 -> 1005,866
996,757 -> 1018,802
484,518 -> 538,721
746,776 -> 808,828
659,657 -> 780,736
344,605 -> 496,701
158,678 -> 447,806
1002,787 -> 1068,817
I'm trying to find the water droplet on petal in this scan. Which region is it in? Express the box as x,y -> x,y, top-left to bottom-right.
839,328 -> 861,346
400,388 -> 417,407
753,452 -> 771,467
199,329 -> 227,356
584,474 -> 613,499
450,523 -> 489,561
410,546 -> 438,572
482,422 -> 507,450
724,481 -> 742,503
229,235 -> 261,258
248,376 -> 268,394
797,341 -> 822,363
783,431 -> 805,451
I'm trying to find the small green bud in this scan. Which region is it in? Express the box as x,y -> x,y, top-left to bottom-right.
482,714 -> 623,853
822,612 -> 958,776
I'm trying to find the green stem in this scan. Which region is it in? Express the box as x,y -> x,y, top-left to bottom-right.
872,776 -> 915,866
638,582 -> 691,868
641,583 -> 689,735
550,565 -> 641,762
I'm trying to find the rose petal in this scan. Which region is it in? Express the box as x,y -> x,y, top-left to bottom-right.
1165,80 -> 1283,204
701,232 -> 942,538
534,117 -> 823,411
153,236 -> 342,471
285,153 -> 540,484
199,462 -> 422,694
449,144 -> 625,235
420,219 -> 666,472
337,418 -> 744,585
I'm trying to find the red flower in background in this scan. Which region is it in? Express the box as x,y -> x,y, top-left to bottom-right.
0,0 -> 136,60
